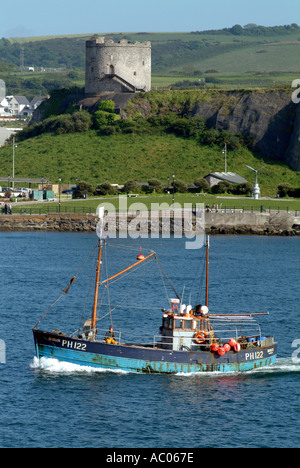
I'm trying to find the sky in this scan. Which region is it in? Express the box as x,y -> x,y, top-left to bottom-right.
1,0 -> 299,38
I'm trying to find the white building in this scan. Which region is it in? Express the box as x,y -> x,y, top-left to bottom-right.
6,96 -> 31,115
15,96 -> 30,114
0,95 -> 46,117
0,97 -> 10,116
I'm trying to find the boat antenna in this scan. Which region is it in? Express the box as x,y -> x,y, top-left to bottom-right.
205,235 -> 210,307
181,284 -> 185,305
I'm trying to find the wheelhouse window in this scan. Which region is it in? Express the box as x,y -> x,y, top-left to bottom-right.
184,320 -> 192,330
175,319 -> 183,329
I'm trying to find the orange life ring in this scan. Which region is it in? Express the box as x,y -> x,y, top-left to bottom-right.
194,330 -> 208,344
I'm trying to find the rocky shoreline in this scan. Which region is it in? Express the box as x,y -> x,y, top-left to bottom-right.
0,211 -> 299,236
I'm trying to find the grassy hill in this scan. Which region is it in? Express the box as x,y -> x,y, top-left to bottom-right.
0,130 -> 299,197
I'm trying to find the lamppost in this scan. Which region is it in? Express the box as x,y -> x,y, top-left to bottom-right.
59,177 -> 61,212
12,136 -> 17,189
222,143 -> 227,173
172,174 -> 175,209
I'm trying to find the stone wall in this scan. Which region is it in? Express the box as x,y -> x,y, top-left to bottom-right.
0,212 -> 299,236
0,214 -> 98,232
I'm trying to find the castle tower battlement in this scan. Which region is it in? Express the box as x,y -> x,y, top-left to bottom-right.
85,36 -> 151,95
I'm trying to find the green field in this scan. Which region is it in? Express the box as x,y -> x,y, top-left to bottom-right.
1,26 -> 300,98
0,130 -> 299,197
11,193 -> 300,215
152,72 -> 294,89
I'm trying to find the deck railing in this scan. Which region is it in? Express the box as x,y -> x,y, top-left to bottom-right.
77,316 -> 266,351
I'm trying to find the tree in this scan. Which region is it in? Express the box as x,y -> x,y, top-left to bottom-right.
72,182 -> 94,199
122,180 -> 139,194
95,183 -> 118,196
173,180 -> 188,193
194,178 -> 210,192
236,182 -> 253,196
148,178 -> 163,193
230,24 -> 244,36
277,183 -> 293,197
211,181 -> 233,194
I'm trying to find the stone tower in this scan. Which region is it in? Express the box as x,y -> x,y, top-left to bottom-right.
85,36 -> 151,95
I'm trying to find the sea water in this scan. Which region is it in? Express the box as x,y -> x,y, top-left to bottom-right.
0,232 -> 299,448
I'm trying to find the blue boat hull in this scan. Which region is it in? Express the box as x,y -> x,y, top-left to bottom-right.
33,330 -> 277,374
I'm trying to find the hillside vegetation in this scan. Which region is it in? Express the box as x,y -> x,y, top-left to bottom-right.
1,24 -> 300,97
0,125 -> 299,197
0,87 -> 299,197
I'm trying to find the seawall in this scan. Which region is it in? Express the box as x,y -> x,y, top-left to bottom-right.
0,212 -> 299,235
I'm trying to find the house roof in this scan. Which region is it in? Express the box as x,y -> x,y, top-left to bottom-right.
30,97 -> 46,106
14,96 -> 30,105
204,172 -> 248,184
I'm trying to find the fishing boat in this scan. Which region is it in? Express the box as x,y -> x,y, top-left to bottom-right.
33,232 -> 277,374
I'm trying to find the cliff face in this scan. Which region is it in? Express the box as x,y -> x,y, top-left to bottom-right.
286,103 -> 300,171
133,88 -> 300,171
191,89 -> 299,170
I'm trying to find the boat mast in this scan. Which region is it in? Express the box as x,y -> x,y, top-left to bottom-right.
205,236 -> 210,307
91,239 -> 102,332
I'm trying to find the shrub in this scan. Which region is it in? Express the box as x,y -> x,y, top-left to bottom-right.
72,111 -> 92,132
232,182 -> 253,195
194,178 -> 210,192
122,180 -> 139,194
95,183 -> 118,196
18,111 -> 92,140
92,100 -> 120,130
173,180 -> 188,193
93,110 -> 119,129
211,181 -> 233,194
198,128 -> 221,146
148,178 -> 163,193
277,183 -> 295,197
97,100 -> 115,113
73,181 -> 94,198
